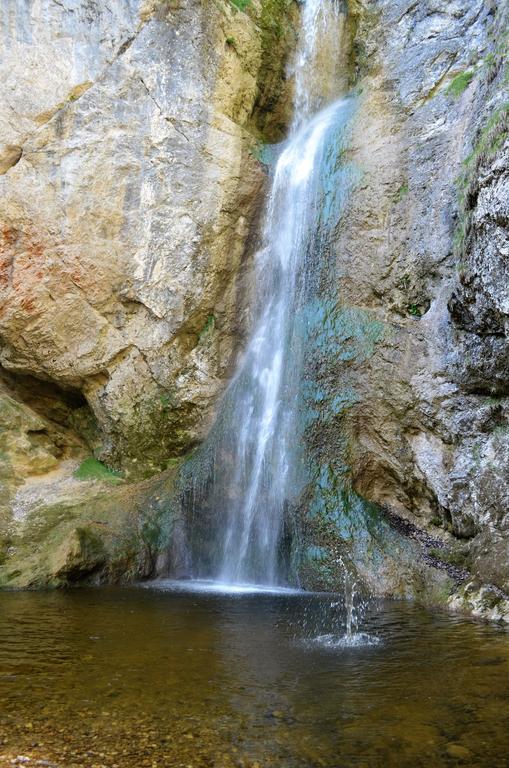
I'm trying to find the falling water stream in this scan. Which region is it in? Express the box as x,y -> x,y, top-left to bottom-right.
218,97 -> 348,585
181,0 -> 351,588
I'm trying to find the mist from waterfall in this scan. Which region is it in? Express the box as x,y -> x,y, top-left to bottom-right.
180,0 -> 353,586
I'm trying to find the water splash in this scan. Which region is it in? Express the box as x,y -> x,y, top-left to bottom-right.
289,564 -> 379,648
308,632 -> 381,649
314,569 -> 380,648
344,568 -> 358,637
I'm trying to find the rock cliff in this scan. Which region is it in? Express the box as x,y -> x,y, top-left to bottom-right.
0,0 -> 508,621
0,0 -> 298,585
301,0 -> 509,621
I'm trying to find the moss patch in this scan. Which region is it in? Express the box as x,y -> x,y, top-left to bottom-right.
74,457 -> 123,483
229,0 -> 251,10
259,0 -> 292,39
249,0 -> 299,141
396,183 -> 409,201
198,314 -> 216,343
447,70 -> 475,98
407,303 -> 425,318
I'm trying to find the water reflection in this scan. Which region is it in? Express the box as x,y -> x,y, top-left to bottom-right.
0,589 -> 508,767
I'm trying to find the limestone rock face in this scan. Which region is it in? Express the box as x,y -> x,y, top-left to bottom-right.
0,0 -> 297,479
0,466 -> 182,588
0,0 -> 298,585
322,0 -> 509,612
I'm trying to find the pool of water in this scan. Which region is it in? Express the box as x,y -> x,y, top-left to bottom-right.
1,585 -> 508,767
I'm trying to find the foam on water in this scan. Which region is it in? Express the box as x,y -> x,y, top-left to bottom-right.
144,579 -> 304,597
305,632 -> 382,649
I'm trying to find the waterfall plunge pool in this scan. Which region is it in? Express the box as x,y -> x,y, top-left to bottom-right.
1,587 -> 509,767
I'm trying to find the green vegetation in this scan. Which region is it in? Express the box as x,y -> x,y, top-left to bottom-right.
429,547 -> 467,569
396,183 -> 409,201
229,0 -> 251,11
447,70 -> 475,98
483,33 -> 509,84
199,314 -> 216,342
407,304 -> 422,317
74,457 -> 123,483
454,102 -> 509,258
260,0 -> 292,39
225,36 -> 237,49
463,103 -> 509,167
160,391 -> 178,410
484,52 -> 496,68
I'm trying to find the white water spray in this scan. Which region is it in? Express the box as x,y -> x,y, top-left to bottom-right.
182,0 -> 349,586
215,0 -> 347,585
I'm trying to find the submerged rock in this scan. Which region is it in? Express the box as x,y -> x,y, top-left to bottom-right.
446,744 -> 472,761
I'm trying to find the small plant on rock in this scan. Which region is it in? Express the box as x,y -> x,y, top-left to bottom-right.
447,70 -> 475,98
229,0 -> 251,11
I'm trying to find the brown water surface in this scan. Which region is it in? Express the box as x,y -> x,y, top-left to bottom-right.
1,584 -> 509,767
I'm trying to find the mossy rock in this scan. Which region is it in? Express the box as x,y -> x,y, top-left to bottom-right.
74,456 -> 123,483
0,466 -> 182,589
447,70 -> 475,98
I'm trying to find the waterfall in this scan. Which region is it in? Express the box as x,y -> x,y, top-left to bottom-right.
180,0 -> 353,586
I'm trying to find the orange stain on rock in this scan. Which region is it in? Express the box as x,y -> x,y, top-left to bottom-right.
0,256 -> 13,290
0,225 -> 49,316
1,227 -> 19,246
19,295 -> 36,312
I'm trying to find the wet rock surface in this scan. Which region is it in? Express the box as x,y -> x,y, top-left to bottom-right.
0,0 -> 507,619
303,0 -> 509,618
